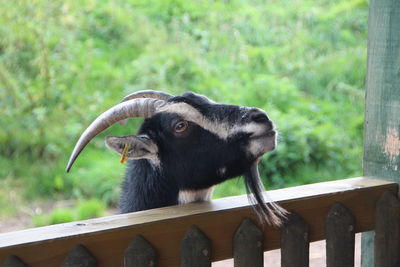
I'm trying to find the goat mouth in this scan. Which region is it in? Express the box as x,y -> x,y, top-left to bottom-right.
247,130 -> 277,156
250,130 -> 276,139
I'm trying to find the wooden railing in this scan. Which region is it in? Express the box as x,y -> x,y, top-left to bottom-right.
0,177 -> 398,267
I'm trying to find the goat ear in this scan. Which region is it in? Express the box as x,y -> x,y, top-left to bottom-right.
105,135 -> 158,159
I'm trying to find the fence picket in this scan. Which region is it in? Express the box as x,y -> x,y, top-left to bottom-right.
61,244 -> 96,267
233,218 -> 263,267
374,191 -> 400,267
181,225 -> 211,267
326,203 -> 355,267
1,255 -> 27,267
281,212 -> 309,267
124,235 -> 157,267
0,178 -> 396,266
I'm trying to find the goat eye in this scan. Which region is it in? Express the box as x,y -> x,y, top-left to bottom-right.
174,121 -> 188,133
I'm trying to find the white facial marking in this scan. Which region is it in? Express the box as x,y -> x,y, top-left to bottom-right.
158,101 -> 277,158
178,187 -> 215,204
157,102 -> 268,140
230,122 -> 269,137
157,102 -> 231,139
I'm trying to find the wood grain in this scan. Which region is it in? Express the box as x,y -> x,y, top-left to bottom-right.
0,177 -> 397,267
281,212 -> 309,267
1,255 -> 27,267
61,244 -> 96,267
180,226 -> 211,267
326,203 -> 355,267
233,218 -> 263,267
362,0 -> 400,264
124,235 -> 157,267
374,192 -> 400,267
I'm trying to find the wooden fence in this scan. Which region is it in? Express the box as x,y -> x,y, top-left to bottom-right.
0,177 -> 398,267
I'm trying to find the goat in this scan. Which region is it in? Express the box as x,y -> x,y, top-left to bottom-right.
66,91 -> 286,225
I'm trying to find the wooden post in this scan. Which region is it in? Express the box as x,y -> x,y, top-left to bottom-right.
326,203 -> 355,267
362,0 -> 400,265
233,218 -> 264,267
181,226 -> 211,267
374,192 -> 400,267
281,212 -> 309,267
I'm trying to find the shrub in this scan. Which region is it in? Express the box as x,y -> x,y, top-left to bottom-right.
1,0 -> 366,207
32,198 -> 106,226
76,199 -> 106,220
33,208 -> 75,227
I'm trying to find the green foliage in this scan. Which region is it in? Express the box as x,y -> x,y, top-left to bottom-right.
213,178 -> 246,199
1,0 -> 367,209
33,208 -> 74,226
33,198 -> 106,226
76,198 -> 105,220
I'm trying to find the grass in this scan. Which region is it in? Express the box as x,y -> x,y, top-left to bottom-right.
32,198 -> 106,226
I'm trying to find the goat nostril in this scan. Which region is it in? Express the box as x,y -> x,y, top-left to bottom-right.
253,114 -> 269,123
250,110 -> 269,123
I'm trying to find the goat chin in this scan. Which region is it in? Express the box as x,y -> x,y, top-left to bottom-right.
244,161 -> 287,226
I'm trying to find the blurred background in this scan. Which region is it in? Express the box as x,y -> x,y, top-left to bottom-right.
0,0 -> 366,229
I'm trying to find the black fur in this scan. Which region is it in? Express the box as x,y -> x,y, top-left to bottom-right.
120,159 -> 179,212
173,92 -> 255,126
118,92 -> 283,224
120,112 -> 255,212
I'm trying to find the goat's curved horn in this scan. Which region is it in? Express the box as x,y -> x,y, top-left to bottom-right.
121,90 -> 173,102
66,98 -> 167,172
119,90 -> 174,125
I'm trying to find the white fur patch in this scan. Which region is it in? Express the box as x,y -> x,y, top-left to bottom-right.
156,102 -> 267,140
146,156 -> 161,168
247,132 -> 277,157
178,187 -> 214,204
157,102 -> 231,139
217,166 -> 227,176
230,122 -> 269,138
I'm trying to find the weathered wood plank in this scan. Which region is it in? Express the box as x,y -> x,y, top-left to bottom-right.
362,0 -> 400,265
0,177 -> 397,267
1,255 -> 27,267
326,203 -> 355,267
124,235 -> 156,267
62,244 -> 96,267
363,0 -> 400,179
181,226 -> 211,267
374,192 -> 400,267
281,212 -> 309,267
233,218 -> 263,267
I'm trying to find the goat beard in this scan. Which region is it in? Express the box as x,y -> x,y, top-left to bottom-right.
244,159 -> 287,226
